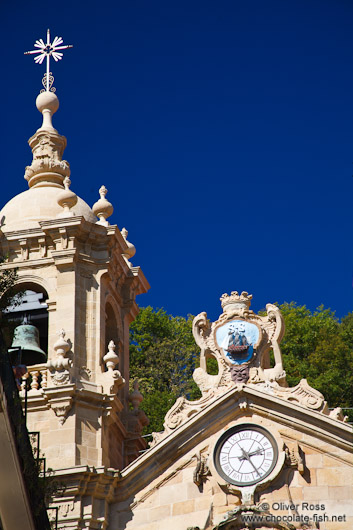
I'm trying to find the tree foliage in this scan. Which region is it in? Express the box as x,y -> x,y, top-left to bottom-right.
278,302 -> 353,412
129,306 -> 200,433
129,303 -> 353,434
0,263 -> 23,349
0,264 -> 20,312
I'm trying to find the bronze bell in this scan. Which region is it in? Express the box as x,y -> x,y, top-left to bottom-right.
9,317 -> 47,366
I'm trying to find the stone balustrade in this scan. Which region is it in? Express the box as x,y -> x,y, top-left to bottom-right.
20,364 -> 48,395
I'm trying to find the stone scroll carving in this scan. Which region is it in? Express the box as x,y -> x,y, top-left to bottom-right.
150,290 -> 346,449
192,291 -> 287,396
253,378 -> 327,412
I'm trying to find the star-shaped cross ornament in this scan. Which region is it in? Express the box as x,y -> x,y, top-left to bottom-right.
25,29 -> 73,92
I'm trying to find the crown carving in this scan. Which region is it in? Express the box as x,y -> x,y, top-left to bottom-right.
220,291 -> 253,313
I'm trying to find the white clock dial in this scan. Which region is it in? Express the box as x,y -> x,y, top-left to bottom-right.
214,424 -> 278,486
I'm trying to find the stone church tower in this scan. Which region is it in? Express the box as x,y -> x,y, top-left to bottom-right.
0,87 -> 149,490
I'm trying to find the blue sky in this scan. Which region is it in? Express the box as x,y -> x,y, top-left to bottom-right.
1,0 -> 353,322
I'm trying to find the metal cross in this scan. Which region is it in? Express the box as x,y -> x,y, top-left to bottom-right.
25,29 -> 73,92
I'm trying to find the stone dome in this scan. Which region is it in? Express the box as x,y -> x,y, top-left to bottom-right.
1,91 -> 99,232
0,186 -> 96,231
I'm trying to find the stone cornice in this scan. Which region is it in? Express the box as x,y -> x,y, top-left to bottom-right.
116,384 -> 353,501
131,266 -> 150,295
0,258 -> 54,269
0,217 -> 149,299
49,465 -> 120,501
0,227 -> 46,240
39,216 -> 86,230
23,381 -> 124,427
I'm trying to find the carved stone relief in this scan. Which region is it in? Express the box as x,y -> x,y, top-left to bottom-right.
284,441 -> 305,474
25,130 -> 70,188
150,290 -> 347,449
193,451 -> 210,487
192,292 -> 287,401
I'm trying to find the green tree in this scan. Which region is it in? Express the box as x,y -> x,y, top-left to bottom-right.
129,306 -> 200,433
278,302 -> 353,414
0,262 -> 22,349
0,263 -> 20,312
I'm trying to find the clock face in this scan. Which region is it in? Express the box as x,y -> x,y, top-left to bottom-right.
214,424 -> 278,486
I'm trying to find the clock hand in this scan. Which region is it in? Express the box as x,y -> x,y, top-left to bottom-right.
240,447 -> 251,460
240,447 -> 261,477
238,447 -> 264,460
247,448 -> 264,458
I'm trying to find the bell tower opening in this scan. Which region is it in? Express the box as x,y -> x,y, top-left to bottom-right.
4,284 -> 48,366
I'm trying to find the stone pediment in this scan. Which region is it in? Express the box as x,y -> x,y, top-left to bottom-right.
119,382 -> 352,500
110,380 -> 353,530
116,292 -> 352,505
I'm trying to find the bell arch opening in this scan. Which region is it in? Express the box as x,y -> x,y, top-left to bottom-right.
3,283 -> 49,366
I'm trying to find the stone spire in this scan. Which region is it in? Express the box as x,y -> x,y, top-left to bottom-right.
24,91 -> 70,189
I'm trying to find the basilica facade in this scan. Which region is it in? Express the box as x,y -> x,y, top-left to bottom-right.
0,86 -> 352,530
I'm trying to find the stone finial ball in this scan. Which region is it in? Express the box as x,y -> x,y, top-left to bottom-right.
36,92 -> 59,114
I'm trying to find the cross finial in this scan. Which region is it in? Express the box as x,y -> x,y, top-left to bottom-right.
24,29 -> 73,92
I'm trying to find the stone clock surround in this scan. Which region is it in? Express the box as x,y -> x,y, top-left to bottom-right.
211,422 -> 282,490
